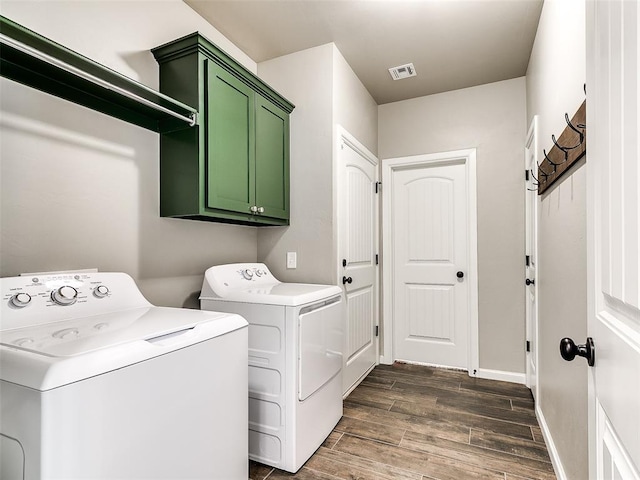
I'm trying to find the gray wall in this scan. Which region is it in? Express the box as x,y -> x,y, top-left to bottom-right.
257,43 -> 378,285
257,45 -> 336,284
378,78 -> 527,374
0,1 -> 259,308
526,0 -> 588,478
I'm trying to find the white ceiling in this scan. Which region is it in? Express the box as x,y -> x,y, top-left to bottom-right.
185,0 -> 543,105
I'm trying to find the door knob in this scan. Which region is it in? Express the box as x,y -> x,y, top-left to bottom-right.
526,278 -> 535,286
342,276 -> 353,285
456,271 -> 464,279
560,337 -> 595,366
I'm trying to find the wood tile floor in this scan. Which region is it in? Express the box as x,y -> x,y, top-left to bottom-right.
249,363 -> 556,480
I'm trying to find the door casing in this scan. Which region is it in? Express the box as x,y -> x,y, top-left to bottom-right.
381,148 -> 479,376
525,116 -> 540,401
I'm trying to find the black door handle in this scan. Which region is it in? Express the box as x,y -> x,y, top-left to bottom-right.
456,271 -> 464,279
342,276 -> 353,285
560,337 -> 595,366
526,278 -> 535,286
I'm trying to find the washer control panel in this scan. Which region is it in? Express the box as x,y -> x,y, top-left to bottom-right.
0,272 -> 150,332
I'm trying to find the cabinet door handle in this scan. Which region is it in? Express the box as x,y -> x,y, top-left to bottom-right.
257,206 -> 265,214
250,205 -> 258,213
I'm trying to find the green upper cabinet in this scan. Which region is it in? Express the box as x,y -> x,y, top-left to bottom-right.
152,33 -> 294,226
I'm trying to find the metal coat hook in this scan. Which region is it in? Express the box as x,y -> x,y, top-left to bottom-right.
543,149 -> 561,170
551,134 -> 571,160
537,160 -> 552,177
564,113 -> 585,145
530,168 -> 545,184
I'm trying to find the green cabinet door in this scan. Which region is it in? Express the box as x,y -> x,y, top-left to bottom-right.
206,61 -> 255,215
255,95 -> 290,220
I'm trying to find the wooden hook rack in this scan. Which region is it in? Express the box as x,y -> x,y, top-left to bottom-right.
536,100 -> 586,194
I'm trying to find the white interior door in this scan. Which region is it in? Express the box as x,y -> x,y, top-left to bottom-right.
587,1 -> 640,478
337,127 -> 378,395
385,151 -> 477,370
525,116 -> 539,401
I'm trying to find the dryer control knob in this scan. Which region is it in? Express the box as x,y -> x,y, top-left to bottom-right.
242,269 -> 254,280
10,292 -> 32,308
51,285 -> 78,306
93,285 -> 109,298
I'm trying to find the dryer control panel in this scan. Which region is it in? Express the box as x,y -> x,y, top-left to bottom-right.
0,272 -> 151,332
200,263 -> 279,299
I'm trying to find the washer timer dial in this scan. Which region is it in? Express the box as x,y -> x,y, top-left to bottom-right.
51,285 -> 78,306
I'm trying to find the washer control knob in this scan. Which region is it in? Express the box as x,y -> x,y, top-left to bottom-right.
242,269 -> 254,280
10,292 -> 32,308
51,286 -> 78,306
93,285 -> 109,298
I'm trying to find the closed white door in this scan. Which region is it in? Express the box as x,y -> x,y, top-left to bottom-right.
525,117 -> 539,401
389,157 -> 471,369
337,128 -> 378,395
586,1 -> 640,478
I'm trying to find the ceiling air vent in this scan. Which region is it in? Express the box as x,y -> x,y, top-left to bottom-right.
388,63 -> 417,80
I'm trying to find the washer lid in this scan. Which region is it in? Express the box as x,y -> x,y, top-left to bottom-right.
0,306 -> 247,390
202,283 -> 342,306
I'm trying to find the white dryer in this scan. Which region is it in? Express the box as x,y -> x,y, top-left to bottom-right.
200,263 -> 343,473
0,271 -> 248,480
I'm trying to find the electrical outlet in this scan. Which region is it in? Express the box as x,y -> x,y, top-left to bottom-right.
286,252 -> 297,269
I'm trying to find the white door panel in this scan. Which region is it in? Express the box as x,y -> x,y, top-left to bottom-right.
337,128 -> 378,395
587,0 -> 640,478
392,161 -> 469,368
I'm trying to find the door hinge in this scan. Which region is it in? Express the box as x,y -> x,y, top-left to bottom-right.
526,340 -> 531,352
525,255 -> 530,267
525,169 -> 530,181
375,254 -> 379,265
375,325 -> 379,337
375,181 -> 381,194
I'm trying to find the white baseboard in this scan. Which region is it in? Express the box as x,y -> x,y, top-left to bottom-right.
377,361 -> 526,384
379,355 -> 393,365
536,403 -> 567,480
474,368 -> 526,385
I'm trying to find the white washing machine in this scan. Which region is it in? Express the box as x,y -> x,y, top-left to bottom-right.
200,263 -> 343,473
0,271 -> 248,480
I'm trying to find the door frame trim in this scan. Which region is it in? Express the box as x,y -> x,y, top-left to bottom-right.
381,148 -> 479,376
525,115 -> 540,399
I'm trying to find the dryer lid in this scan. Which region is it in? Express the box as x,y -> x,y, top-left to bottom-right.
204,283 -> 342,306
